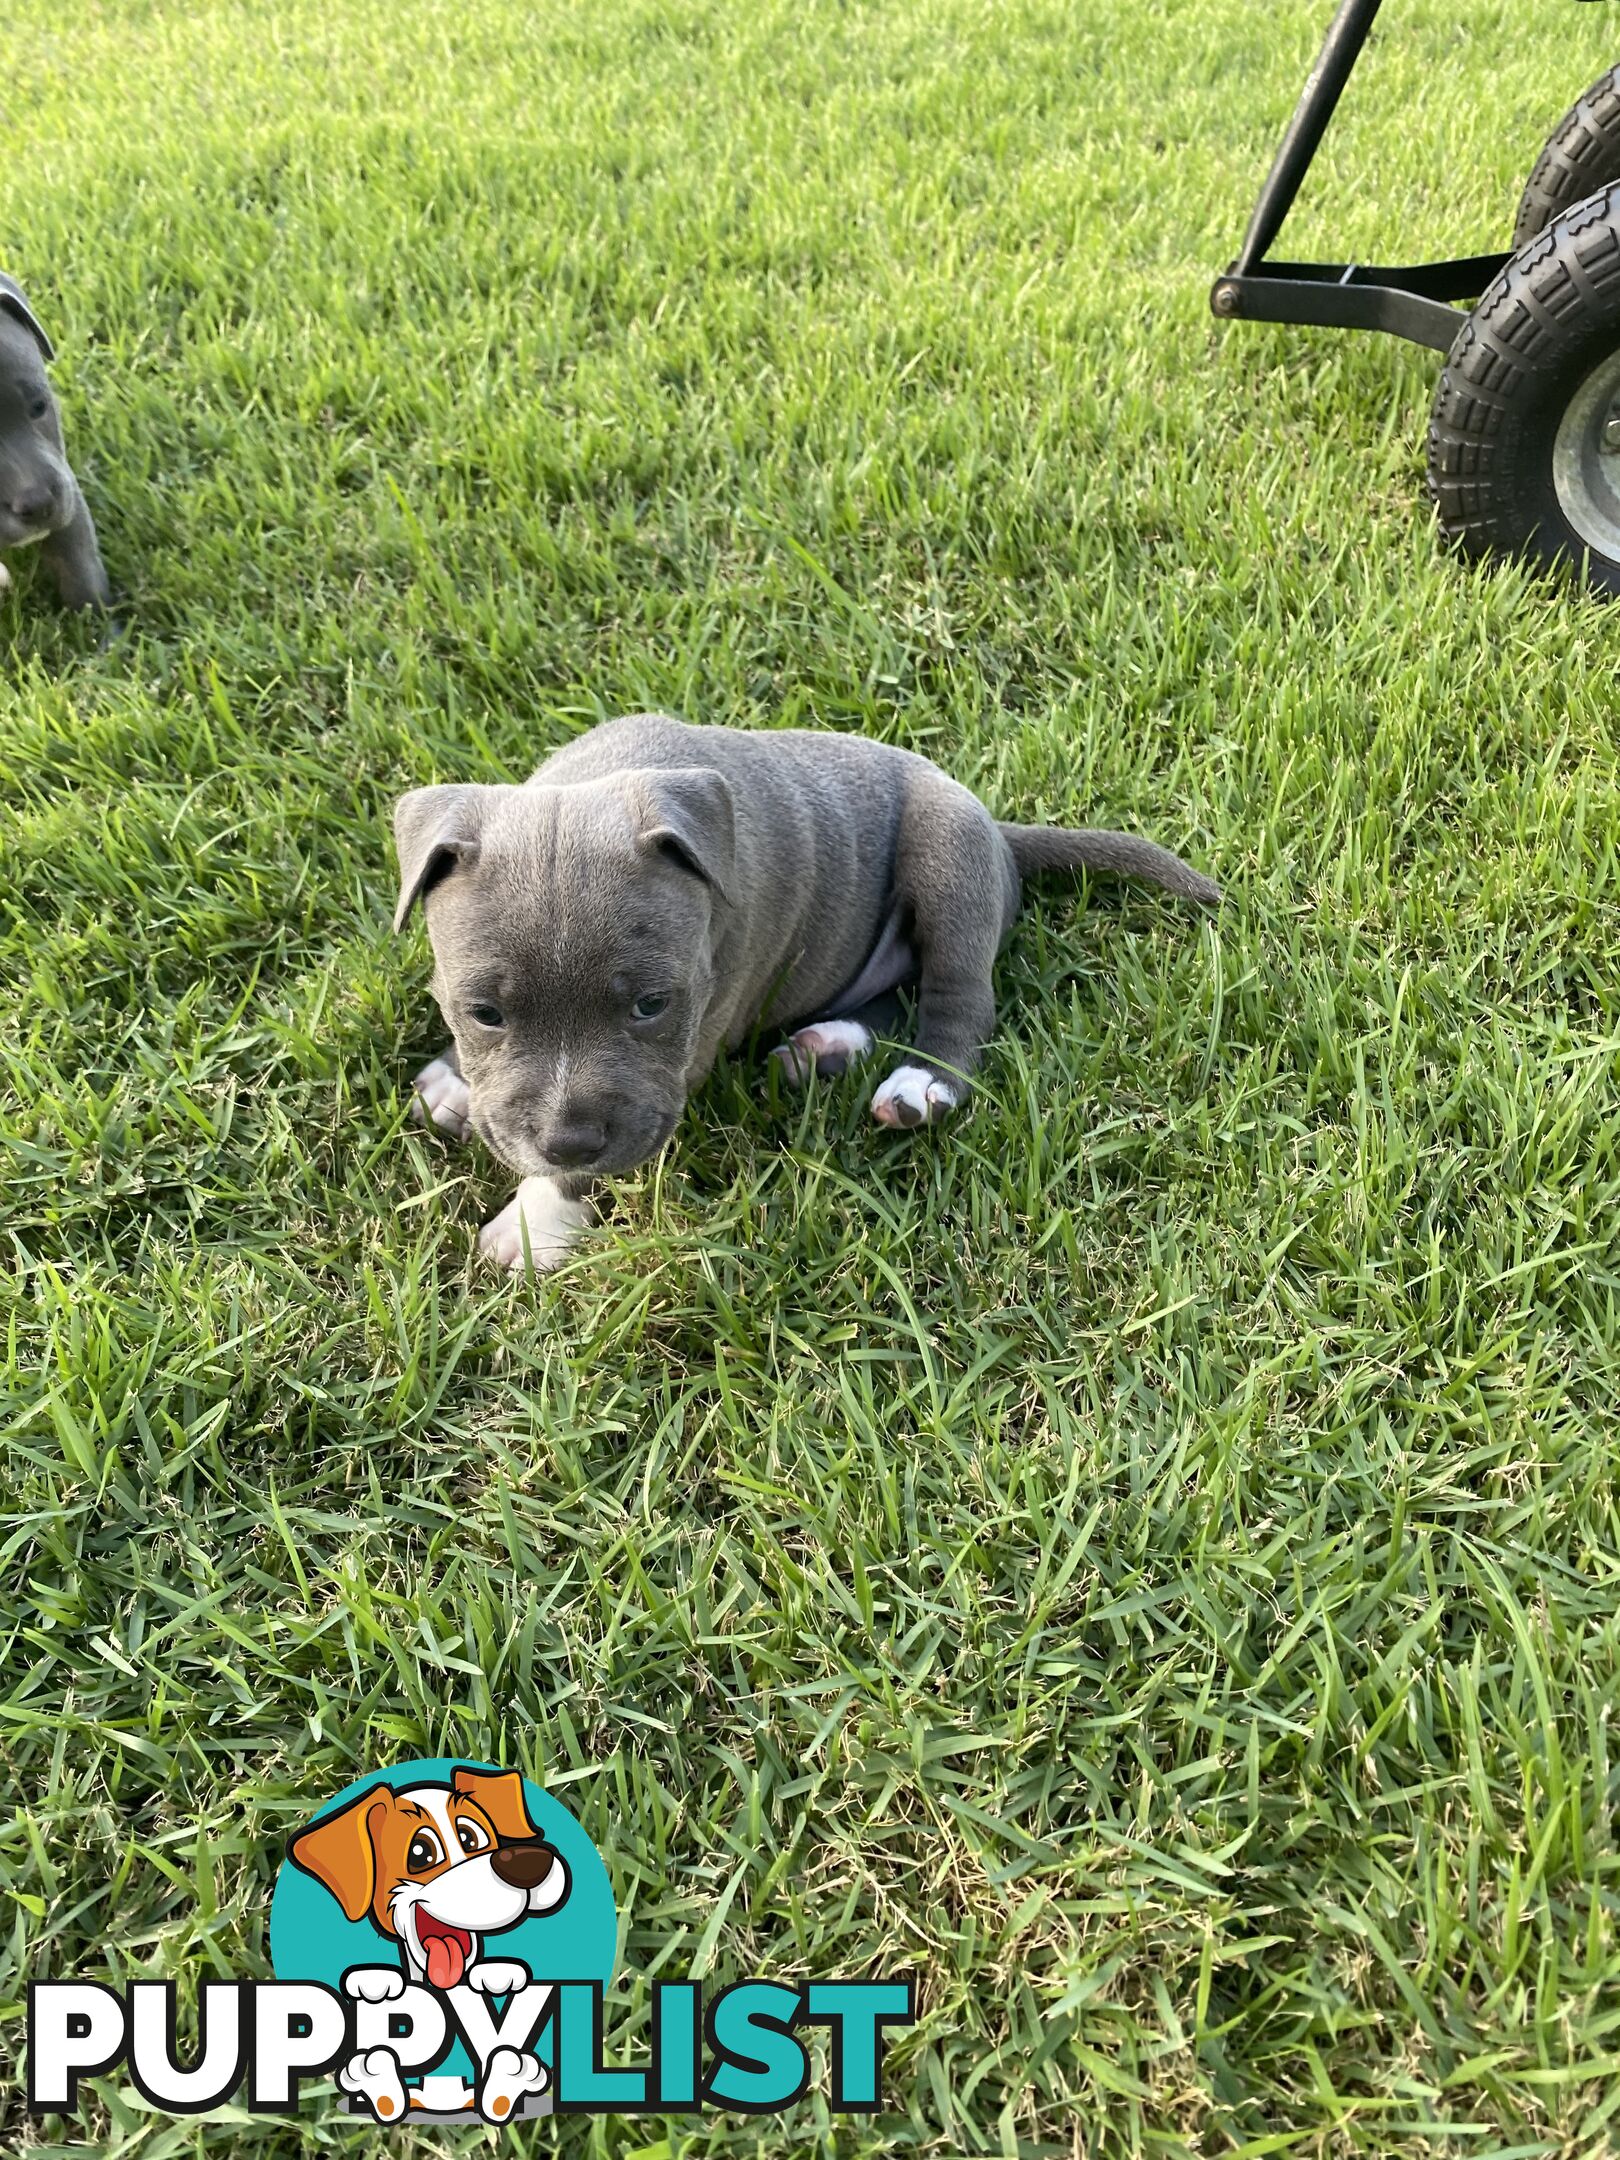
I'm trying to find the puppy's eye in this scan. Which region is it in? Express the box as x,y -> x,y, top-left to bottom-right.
455,1819 -> 490,1855
631,993 -> 669,1022
468,1003 -> 505,1029
28,397 -> 47,421
406,1830 -> 443,1873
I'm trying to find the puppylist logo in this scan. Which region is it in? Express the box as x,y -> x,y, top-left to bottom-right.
27,1757 -> 915,2125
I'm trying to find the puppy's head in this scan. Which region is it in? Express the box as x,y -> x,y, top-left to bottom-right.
393,766 -> 734,1178
289,1768 -> 568,1989
0,277 -> 72,549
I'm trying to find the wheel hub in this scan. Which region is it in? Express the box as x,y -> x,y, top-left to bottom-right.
1552,347 -> 1620,561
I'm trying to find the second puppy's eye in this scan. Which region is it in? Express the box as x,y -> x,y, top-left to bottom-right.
631,993 -> 669,1022
468,1003 -> 505,1029
455,1818 -> 490,1855
406,1829 -> 443,1873
28,397 -> 47,421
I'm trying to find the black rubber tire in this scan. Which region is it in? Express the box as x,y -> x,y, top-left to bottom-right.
1429,184 -> 1620,594
1515,66 -> 1620,247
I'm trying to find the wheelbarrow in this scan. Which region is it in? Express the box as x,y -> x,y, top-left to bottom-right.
1211,0 -> 1620,592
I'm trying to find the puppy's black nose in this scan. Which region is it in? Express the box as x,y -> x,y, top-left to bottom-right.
545,1117 -> 606,1168
490,1840 -> 557,1890
9,487 -> 54,524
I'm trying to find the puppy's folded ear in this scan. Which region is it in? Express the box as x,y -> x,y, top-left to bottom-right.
634,767 -> 736,907
0,274 -> 54,362
289,1785 -> 393,1923
393,784 -> 485,931
452,1765 -> 540,1843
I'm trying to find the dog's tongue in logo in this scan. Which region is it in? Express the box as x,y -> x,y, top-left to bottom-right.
418,1914 -> 471,1991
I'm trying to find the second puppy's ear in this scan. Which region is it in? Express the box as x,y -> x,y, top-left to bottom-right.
633,767 -> 736,908
393,785 -> 485,931
0,274 -> 54,362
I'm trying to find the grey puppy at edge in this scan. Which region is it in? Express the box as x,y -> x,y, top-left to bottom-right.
0,274 -> 110,611
393,712 -> 1220,1274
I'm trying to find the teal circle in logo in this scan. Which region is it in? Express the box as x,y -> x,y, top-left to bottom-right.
269,1757 -> 615,2101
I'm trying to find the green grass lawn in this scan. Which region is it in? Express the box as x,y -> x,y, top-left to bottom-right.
4,0 -> 1620,2150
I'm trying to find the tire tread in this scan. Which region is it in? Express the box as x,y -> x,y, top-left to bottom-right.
1515,66 -> 1620,247
1429,183 -> 1620,582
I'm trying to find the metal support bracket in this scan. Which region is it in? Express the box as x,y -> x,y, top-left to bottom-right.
1210,255 -> 1509,354
1212,0 -> 1514,354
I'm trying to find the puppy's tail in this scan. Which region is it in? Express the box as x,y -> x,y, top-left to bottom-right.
998,823 -> 1220,907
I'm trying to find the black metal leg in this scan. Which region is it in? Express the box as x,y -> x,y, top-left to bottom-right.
1234,0 -> 1384,275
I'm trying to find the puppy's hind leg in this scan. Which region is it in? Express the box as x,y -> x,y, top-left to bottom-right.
769,1017 -> 877,1086
412,1042 -> 471,1139
871,800 -> 1013,1131
769,990 -> 906,1089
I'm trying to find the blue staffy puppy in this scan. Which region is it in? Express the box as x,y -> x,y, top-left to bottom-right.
393,713 -> 1220,1273
0,275 -> 109,612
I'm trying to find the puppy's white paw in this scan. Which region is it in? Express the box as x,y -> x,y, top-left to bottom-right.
479,2044 -> 549,2123
412,1055 -> 471,1140
479,1176 -> 592,1274
769,1018 -> 875,1085
339,2045 -> 408,2122
0,561 -> 10,594
871,1063 -> 961,1130
464,1958 -> 530,1998
343,1965 -> 406,2004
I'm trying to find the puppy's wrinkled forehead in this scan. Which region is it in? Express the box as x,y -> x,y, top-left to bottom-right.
394,764 -> 734,980
429,782 -> 702,991
463,786 -> 634,932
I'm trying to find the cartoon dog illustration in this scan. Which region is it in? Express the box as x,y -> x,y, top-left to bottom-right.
289,1766 -> 569,2122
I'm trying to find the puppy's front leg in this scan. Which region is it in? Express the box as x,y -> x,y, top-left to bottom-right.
39,487 -> 110,612
412,1043 -> 471,1138
478,1176 -> 593,1275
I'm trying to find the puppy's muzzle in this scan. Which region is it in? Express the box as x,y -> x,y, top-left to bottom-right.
7,484 -> 56,528
476,1095 -> 682,1179
490,1839 -> 558,1891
